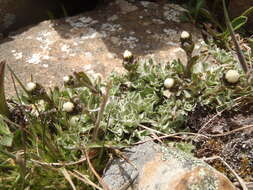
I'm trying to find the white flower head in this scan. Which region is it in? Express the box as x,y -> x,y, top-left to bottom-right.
62,102 -> 75,112
63,76 -> 70,82
123,50 -> 133,59
225,69 -> 240,83
164,78 -> 175,89
26,82 -> 36,92
181,31 -> 190,39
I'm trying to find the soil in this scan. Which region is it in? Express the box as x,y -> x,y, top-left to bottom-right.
186,104 -> 253,186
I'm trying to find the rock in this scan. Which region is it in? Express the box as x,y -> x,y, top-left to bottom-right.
0,0 -> 201,97
103,141 -> 236,190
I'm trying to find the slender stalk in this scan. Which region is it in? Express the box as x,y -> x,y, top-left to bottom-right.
0,61 -> 10,118
92,82 -> 111,141
222,0 -> 248,74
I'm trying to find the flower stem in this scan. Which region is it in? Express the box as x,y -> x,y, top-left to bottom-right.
0,61 -> 10,118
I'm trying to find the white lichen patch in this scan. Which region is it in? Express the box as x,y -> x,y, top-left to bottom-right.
152,19 -> 165,25
27,54 -> 42,64
140,1 -> 158,8
66,16 -> 98,28
107,53 -> 117,59
26,51 -> 51,65
166,41 -> 178,46
163,4 -> 182,23
78,17 -> 97,24
122,36 -> 139,49
61,44 -> 71,53
83,64 -> 92,71
163,28 -> 178,38
36,31 -> 55,50
146,30 -> 152,34
164,3 -> 187,12
34,30 -> 57,62
84,52 -> 93,58
80,28 -> 98,40
101,23 -> 122,32
172,47 -> 185,54
12,50 -> 23,60
42,55 -> 50,60
107,15 -> 119,22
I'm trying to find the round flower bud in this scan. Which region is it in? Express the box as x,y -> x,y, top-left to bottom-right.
62,102 -> 75,112
26,82 -> 36,92
164,78 -> 175,89
69,116 -> 79,127
63,76 -> 70,83
225,69 -> 240,83
123,50 -> 133,59
181,31 -> 190,39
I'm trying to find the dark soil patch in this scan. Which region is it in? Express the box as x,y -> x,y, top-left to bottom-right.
186,104 -> 253,184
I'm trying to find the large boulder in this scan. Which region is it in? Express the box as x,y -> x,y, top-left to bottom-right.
103,141 -> 236,190
0,0 -> 201,97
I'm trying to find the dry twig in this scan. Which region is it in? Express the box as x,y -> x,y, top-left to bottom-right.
203,156 -> 248,190
84,148 -> 109,190
205,124 -> 253,137
30,156 -> 89,167
69,170 -> 104,190
92,81 -> 111,141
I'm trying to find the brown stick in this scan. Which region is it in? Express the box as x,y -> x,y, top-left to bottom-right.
0,61 -> 10,118
84,148 -> 109,190
92,81 -> 111,141
203,156 -> 248,190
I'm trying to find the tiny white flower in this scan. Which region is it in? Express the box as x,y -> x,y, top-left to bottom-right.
164,78 -> 175,89
181,31 -> 190,39
225,69 -> 240,83
62,102 -> 75,112
123,50 -> 133,59
63,76 -> 70,82
26,82 -> 36,92
69,116 -> 79,127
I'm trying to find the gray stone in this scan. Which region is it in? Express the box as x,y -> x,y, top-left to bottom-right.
103,141 -> 236,190
0,0 -> 201,97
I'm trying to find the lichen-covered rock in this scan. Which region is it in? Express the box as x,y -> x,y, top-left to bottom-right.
103,141 -> 236,190
0,0 -> 201,97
